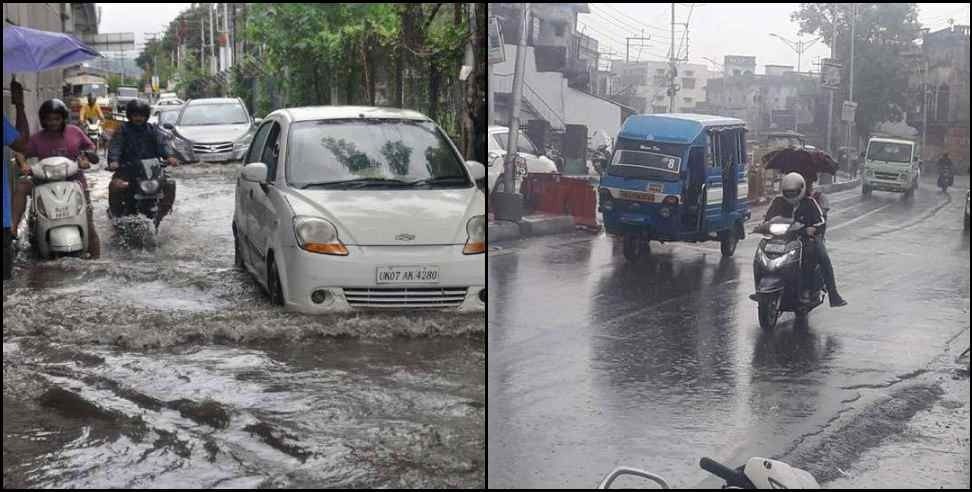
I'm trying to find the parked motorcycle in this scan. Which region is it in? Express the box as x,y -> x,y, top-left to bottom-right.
598,456 -> 819,489
751,216 -> 826,330
26,154 -> 97,259
109,158 -> 172,231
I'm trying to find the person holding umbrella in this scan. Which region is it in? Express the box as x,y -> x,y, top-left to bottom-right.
3,82 -> 31,280
762,148 -> 847,307
3,25 -> 103,271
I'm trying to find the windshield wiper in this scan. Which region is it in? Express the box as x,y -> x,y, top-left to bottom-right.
300,178 -> 412,190
406,176 -> 469,187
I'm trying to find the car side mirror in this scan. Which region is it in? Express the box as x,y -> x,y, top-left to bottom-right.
242,162 -> 269,183
162,123 -> 175,131
254,117 -> 263,125
466,161 -> 486,181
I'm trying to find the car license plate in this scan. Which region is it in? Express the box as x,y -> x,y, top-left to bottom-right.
377,266 -> 440,284
619,190 -> 654,202
199,152 -> 232,161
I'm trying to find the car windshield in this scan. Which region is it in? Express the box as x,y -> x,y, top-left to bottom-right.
73,84 -> 107,98
118,88 -> 138,98
608,149 -> 682,180
287,119 -> 471,189
492,131 -> 539,156
179,103 -> 249,126
867,142 -> 912,163
159,111 -> 180,125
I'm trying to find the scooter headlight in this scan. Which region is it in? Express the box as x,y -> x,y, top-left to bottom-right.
140,179 -> 161,195
765,249 -> 800,272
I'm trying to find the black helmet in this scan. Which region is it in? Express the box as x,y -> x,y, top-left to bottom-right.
126,99 -> 152,119
39,98 -> 70,121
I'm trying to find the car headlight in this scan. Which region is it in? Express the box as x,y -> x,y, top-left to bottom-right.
140,179 -> 161,195
463,215 -> 486,255
294,216 -> 348,256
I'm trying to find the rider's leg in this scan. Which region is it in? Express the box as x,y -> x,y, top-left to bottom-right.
816,237 -> 846,307
158,180 -> 176,220
108,171 -> 127,217
11,179 -> 33,235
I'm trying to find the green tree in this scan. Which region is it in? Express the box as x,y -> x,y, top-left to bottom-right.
792,3 -> 923,140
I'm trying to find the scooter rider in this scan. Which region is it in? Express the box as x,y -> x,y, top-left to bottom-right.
11,98 -> 101,259
107,99 -> 178,220
937,152 -> 954,189
762,172 -> 847,307
79,93 -> 104,125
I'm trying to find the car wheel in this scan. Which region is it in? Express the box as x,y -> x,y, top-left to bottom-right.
233,224 -> 244,269
267,254 -> 285,306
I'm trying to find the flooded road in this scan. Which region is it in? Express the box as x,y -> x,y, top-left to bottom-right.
488,175 -> 970,488
3,164 -> 485,488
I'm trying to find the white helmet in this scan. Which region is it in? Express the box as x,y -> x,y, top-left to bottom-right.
781,172 -> 806,206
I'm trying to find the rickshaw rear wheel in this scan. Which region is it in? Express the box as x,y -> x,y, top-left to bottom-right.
719,227 -> 738,257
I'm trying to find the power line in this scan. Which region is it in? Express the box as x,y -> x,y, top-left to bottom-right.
597,4 -> 673,36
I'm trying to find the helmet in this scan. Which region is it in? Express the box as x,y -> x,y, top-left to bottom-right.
781,172 -> 806,206
126,99 -> 152,119
39,99 -> 70,130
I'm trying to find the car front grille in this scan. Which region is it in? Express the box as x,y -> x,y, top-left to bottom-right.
343,287 -> 468,309
874,172 -> 900,181
193,142 -> 234,154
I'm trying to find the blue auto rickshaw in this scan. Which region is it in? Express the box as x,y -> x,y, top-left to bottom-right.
598,114 -> 751,261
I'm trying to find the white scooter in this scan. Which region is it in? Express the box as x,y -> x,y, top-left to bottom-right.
26,156 -> 93,259
85,118 -> 103,151
598,456 -> 820,489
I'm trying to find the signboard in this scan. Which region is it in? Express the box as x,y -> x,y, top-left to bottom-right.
821,58 -> 842,90
488,16 -> 505,64
841,101 -> 857,122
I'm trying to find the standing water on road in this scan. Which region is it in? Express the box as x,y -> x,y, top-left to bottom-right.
3,164 -> 485,488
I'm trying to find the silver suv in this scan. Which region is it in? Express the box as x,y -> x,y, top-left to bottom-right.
162,97 -> 260,163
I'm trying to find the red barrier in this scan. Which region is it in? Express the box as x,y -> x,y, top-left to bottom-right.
522,173 -> 599,228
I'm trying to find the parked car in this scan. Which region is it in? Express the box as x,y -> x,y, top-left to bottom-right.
162,97 -> 258,163
233,106 -> 486,313
486,125 -> 557,196
965,190 -> 970,231
151,97 -> 184,113
150,107 -> 184,157
113,86 -> 140,114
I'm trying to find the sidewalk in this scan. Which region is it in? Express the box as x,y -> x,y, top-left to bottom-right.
487,174 -> 862,244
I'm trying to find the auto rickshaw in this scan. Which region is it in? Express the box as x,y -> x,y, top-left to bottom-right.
598,114 -> 752,261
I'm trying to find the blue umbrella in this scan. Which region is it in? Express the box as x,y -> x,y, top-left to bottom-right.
3,25 -> 101,73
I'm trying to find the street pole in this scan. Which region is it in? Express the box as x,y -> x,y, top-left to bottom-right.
669,3 -> 675,113
496,2 -> 530,222
825,11 -> 837,156
921,59 -> 927,155
846,3 -> 855,151
210,4 -> 216,75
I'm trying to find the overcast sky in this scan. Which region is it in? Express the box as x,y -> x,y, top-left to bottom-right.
95,3 -> 192,49
578,3 -> 971,74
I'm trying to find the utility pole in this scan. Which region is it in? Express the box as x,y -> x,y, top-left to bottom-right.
825,9 -> 837,156
921,59 -> 928,154
668,4 -> 676,112
496,2 -> 530,222
210,3 -> 216,75
845,3 -> 856,152
625,34 -> 651,63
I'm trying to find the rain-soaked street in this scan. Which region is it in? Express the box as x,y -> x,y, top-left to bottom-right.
488,175 -> 970,488
3,164 -> 485,488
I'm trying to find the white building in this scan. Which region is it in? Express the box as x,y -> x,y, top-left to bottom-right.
610,60 -> 715,114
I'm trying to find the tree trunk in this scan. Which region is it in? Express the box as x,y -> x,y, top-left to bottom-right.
428,60 -> 441,121
466,2 -> 486,163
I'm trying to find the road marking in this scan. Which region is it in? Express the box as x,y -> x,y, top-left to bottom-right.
829,203 -> 894,232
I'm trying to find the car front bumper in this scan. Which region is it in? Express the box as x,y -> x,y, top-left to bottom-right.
279,244 -> 486,314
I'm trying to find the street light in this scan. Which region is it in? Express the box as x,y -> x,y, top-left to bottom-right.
768,33 -> 823,73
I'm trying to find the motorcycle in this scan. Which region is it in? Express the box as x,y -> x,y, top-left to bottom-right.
109,158 -> 172,231
598,456 -> 820,489
937,167 -> 954,192
26,153 -> 98,260
85,118 -> 103,152
590,144 -> 612,175
750,216 -> 826,330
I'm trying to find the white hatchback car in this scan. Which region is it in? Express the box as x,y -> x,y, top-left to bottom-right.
233,106 -> 486,313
